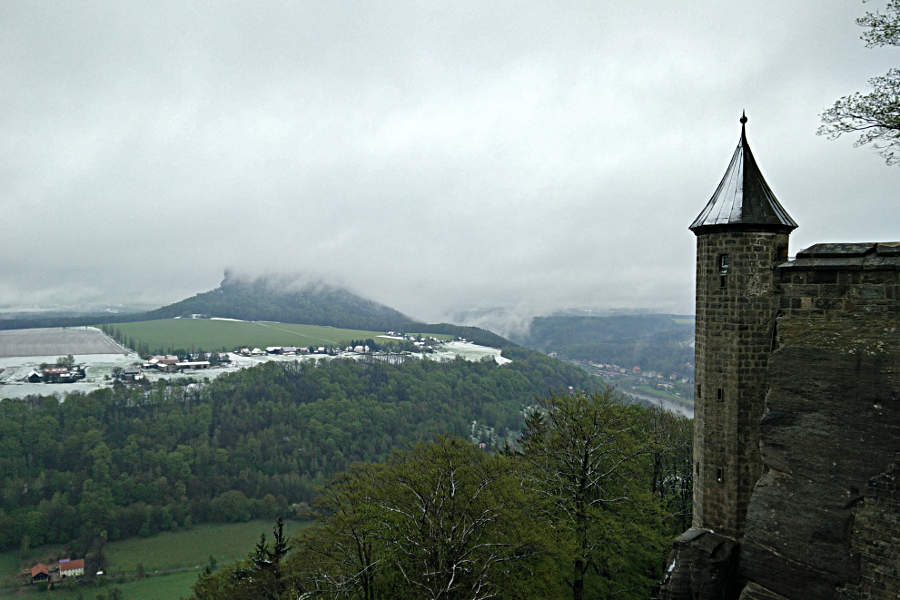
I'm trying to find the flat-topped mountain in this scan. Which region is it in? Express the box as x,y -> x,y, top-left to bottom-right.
143,272 -> 419,332
0,273 -> 513,349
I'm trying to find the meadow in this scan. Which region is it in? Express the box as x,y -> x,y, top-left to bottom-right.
105,318 -> 424,352
103,520 -> 310,574
4,570 -> 199,600
0,520 -> 310,599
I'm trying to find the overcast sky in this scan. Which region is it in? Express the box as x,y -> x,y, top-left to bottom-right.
1,1 -> 898,323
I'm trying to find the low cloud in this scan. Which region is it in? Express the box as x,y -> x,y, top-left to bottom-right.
1,2 -> 898,320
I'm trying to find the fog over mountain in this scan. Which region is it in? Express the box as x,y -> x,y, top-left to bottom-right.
2,1 -> 898,322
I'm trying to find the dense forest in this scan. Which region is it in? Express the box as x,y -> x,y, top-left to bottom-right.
518,314 -> 695,377
0,348 -> 610,557
192,392 -> 693,600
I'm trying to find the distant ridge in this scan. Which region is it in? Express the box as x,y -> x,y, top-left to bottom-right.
517,314 -> 694,376
143,273 -> 418,332
0,273 -> 513,349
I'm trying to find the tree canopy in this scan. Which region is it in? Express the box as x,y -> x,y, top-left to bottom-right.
0,348 -> 604,554
819,0 -> 900,164
191,394 -> 693,600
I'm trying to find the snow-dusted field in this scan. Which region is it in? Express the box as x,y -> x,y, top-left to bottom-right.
0,326 -> 127,358
424,341 -> 511,365
0,340 -> 510,400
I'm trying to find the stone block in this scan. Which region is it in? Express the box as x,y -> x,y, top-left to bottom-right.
659,529 -> 740,600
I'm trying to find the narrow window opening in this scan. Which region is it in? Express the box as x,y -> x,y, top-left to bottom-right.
719,254 -> 730,275
696,384 -> 701,399
776,245 -> 788,262
716,388 -> 723,402
720,275 -> 727,289
716,467 -> 724,483
695,461 -> 700,475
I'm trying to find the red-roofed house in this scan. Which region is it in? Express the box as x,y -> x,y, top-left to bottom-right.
30,563 -> 50,584
148,355 -> 179,366
58,558 -> 85,578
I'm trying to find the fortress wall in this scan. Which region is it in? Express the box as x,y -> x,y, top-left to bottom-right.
738,244 -> 899,600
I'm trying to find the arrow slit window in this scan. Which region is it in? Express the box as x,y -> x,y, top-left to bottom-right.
719,254 -> 729,288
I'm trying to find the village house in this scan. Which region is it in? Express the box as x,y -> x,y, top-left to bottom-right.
148,355 -> 179,366
28,557 -> 85,584
144,360 -> 177,372
39,366 -> 85,383
58,558 -> 84,578
175,360 -> 210,370
30,563 -> 49,584
120,368 -> 143,382
145,355 -> 180,371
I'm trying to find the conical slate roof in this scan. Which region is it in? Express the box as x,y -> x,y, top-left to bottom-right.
690,114 -> 797,234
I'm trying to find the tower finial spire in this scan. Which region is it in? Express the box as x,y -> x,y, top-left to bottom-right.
689,112 -> 797,234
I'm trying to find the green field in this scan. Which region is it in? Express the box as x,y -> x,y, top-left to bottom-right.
104,318 -> 448,352
0,520 -> 310,600
2,569 -> 198,600
104,520 -> 309,574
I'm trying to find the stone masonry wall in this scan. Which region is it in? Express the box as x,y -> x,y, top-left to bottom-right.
693,230 -> 788,538
738,245 -> 899,600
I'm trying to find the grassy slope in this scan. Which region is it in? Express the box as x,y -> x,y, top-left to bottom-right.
0,521 -> 310,600
106,318 -> 440,352
4,570 -> 199,600
0,553 -> 16,593
105,520 -> 310,573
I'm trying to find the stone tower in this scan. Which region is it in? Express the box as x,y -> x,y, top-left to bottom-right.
689,114 -> 797,538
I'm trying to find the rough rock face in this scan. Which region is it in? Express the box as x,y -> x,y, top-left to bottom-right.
838,466 -> 898,599
660,529 -> 740,600
740,251 -> 899,600
740,339 -> 897,598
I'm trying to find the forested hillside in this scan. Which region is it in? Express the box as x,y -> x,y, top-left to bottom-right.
519,314 -> 695,376
0,349 -> 603,555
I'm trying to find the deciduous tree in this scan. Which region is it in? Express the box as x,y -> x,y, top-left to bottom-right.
819,0 -> 900,164
289,438 -> 547,600
520,390 -> 665,600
